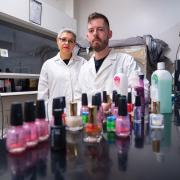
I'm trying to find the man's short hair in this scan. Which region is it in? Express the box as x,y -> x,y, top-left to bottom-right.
88,12 -> 110,28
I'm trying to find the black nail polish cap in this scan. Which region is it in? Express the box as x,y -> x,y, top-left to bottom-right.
118,96 -> 127,116
82,93 -> 88,106
24,101 -> 35,122
135,95 -> 141,106
36,99 -> 46,119
103,91 -> 107,103
10,103 -> 23,126
53,109 -> 63,126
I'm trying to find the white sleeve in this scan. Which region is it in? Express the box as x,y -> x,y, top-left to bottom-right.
37,62 -> 49,100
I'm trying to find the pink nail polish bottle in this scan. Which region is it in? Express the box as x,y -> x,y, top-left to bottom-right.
6,103 -> 26,154
115,96 -> 130,137
23,101 -> 39,148
35,99 -> 49,142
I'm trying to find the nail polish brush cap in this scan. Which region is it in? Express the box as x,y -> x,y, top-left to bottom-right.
82,93 -> 88,106
135,95 -> 141,106
10,103 -> 23,126
103,91 -> 107,103
53,109 -> 63,126
24,101 -> 35,122
36,99 -> 46,119
118,97 -> 127,116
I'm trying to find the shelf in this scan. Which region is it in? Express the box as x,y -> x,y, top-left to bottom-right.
0,73 -> 39,79
0,91 -> 37,97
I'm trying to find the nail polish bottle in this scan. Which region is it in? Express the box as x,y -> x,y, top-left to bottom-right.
80,93 -> 89,124
112,93 -> 120,117
23,101 -> 39,148
102,91 -> 111,114
35,99 -> 49,142
116,136 -> 130,171
115,97 -> 130,137
111,90 -> 117,112
65,102 -> 83,131
84,106 -> 102,143
60,96 -> 66,124
127,92 -> 133,114
52,97 -> 62,125
106,115 -> 116,132
50,109 -> 66,151
133,95 -> 142,123
135,74 -> 145,116
6,103 -> 26,154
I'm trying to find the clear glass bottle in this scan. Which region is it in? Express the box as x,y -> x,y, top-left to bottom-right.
65,102 -> 83,131
115,97 -> 131,137
23,101 -> 39,148
84,106 -> 102,143
35,99 -> 49,142
6,103 -> 26,154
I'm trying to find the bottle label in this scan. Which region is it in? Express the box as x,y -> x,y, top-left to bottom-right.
152,74 -> 158,86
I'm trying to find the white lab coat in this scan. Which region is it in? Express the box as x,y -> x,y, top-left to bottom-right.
38,52 -> 86,120
75,48 -> 147,103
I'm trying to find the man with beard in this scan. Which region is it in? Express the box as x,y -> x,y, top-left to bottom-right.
75,12 -> 145,102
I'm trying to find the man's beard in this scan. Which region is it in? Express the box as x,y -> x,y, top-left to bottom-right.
91,38 -> 109,52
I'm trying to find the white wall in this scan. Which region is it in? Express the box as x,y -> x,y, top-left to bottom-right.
74,0 -> 180,62
0,0 -> 76,34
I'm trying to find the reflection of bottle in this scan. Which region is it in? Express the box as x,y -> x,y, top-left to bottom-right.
36,141 -> 49,177
150,128 -> 165,162
6,103 -> 26,154
51,150 -> 66,180
116,136 -> 130,171
35,100 -> 49,142
8,152 -> 26,179
151,128 -> 163,152
134,121 -> 144,148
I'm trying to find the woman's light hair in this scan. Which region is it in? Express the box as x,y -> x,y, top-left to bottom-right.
57,28 -> 76,41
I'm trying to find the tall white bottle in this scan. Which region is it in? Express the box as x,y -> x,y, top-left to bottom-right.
113,68 -> 128,96
151,62 -> 172,113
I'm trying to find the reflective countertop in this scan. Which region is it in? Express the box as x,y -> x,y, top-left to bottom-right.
0,111 -> 180,180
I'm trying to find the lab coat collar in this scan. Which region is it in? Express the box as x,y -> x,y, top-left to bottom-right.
91,48 -> 117,76
53,52 -> 81,65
